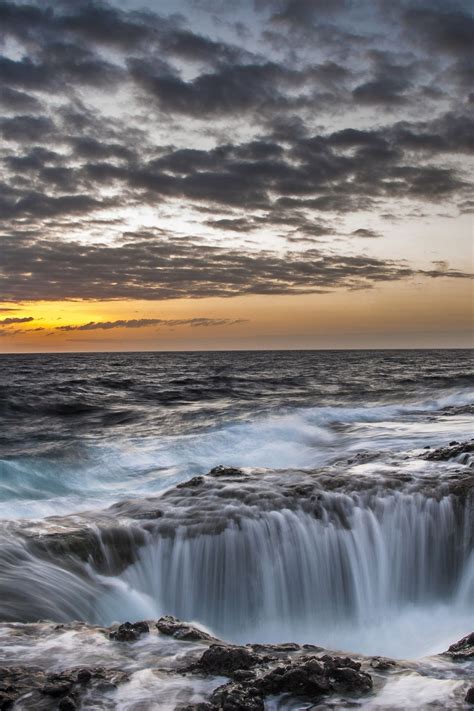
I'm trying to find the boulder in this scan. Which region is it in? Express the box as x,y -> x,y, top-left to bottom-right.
156,616 -> 216,642
195,644 -> 262,676
445,632 -> 474,660
109,620 -> 149,642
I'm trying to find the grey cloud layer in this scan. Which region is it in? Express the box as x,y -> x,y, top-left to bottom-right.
0,0 -> 472,303
0,233 -> 470,303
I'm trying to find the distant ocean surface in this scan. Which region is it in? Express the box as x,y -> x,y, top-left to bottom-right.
0,349 -> 472,518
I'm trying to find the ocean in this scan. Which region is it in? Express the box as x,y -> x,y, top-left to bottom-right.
0,349 -> 472,709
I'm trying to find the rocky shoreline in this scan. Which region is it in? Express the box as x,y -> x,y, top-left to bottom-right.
0,440 -> 472,708
0,618 -> 472,710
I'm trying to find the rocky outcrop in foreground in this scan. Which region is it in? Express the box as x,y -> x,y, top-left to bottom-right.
0,665 -> 128,710
0,617 -> 472,710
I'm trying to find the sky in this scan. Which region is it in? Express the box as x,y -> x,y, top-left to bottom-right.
0,0 -> 472,352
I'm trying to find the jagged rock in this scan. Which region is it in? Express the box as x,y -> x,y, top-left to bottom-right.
370,656 -> 397,671
58,698 -> 77,711
75,669 -> 92,683
41,681 -> 72,697
35,665 -> 129,711
191,649 -> 373,708
176,476 -> 205,488
195,644 -> 262,676
445,632 -> 474,660
156,616 -> 216,642
466,686 -> 474,704
109,620 -> 149,642
259,657 -> 330,696
0,666 -> 46,707
210,681 -> 264,710
423,440 -> 474,462
208,466 -> 244,478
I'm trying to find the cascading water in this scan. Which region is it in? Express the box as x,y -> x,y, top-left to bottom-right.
1,486 -> 471,659
114,491 -> 473,657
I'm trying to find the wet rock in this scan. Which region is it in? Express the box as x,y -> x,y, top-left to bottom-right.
423,440 -> 474,462
193,652 -> 373,708
156,616 -> 216,642
0,691 -> 15,710
0,666 -> 46,706
195,644 -> 262,676
176,476 -> 204,489
26,523 -> 146,576
445,632 -> 474,660
210,681 -> 264,710
0,662 -> 128,709
75,669 -> 92,683
370,656 -> 396,671
109,620 -> 149,642
41,681 -> 72,697
208,466 -> 244,478
259,657 -> 330,696
466,686 -> 474,704
232,669 -> 256,681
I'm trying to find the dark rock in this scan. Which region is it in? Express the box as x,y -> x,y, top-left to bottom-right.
176,476 -> 204,488
41,682 -> 72,697
321,655 -> 361,671
424,440 -> 473,462
466,686 -> 474,704
0,691 -> 15,710
260,658 -> 330,697
59,698 -> 77,711
210,681 -> 264,710
445,632 -> 474,660
196,644 -> 262,676
76,669 -> 92,683
329,665 -> 373,694
252,641 -> 301,653
189,643 -> 373,708
232,669 -> 255,681
370,656 -> 396,671
208,466 -> 244,478
109,620 -> 149,642
156,616 -> 216,642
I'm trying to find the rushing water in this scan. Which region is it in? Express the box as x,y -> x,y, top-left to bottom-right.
0,350 -> 473,685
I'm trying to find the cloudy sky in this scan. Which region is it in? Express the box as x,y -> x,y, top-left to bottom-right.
0,0 -> 472,351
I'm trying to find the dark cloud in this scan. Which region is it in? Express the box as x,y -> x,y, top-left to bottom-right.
0,87 -> 43,111
403,5 -> 474,57
352,52 -> 417,106
260,0 -> 350,26
128,58 -> 310,117
55,317 -> 245,332
0,233 -> 470,303
351,228 -> 380,238
0,189 -> 115,219
0,316 -> 34,325
0,115 -> 56,142
0,0 -> 471,308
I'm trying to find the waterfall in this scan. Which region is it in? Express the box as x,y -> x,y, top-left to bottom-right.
115,491 -> 473,655
1,490 -> 472,658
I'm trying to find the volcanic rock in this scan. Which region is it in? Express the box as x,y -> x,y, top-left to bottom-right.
109,620 -> 149,642
445,632 -> 474,660
156,616 -> 216,642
